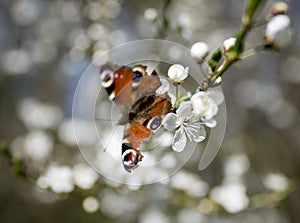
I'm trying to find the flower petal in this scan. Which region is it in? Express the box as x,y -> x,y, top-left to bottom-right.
185,117 -> 206,142
176,101 -> 192,121
223,37 -> 237,52
168,93 -> 177,106
182,66 -> 189,80
191,125 -> 206,142
207,91 -> 224,105
156,78 -> 170,95
202,118 -> 217,128
172,128 -> 187,152
191,91 -> 210,117
205,99 -> 219,119
163,113 -> 179,131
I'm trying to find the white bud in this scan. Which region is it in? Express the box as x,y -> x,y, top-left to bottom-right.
223,37 -> 237,52
213,76 -> 222,87
168,64 -> 189,83
265,15 -> 292,48
190,42 -> 209,62
268,2 -> 289,19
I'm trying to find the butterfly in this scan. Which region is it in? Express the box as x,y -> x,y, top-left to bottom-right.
100,64 -> 172,172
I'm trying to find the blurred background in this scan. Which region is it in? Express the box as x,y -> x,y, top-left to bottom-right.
0,0 -> 300,222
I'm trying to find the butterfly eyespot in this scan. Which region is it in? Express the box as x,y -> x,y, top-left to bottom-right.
132,66 -> 147,82
121,144 -> 141,172
133,71 -> 143,82
149,116 -> 162,131
100,66 -> 114,88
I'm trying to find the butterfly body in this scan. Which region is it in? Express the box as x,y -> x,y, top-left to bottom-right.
100,64 -> 171,172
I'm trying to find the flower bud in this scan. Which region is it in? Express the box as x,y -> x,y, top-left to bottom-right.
190,42 -> 209,63
167,64 -> 189,83
223,37 -> 237,52
264,15 -> 292,48
212,76 -> 222,87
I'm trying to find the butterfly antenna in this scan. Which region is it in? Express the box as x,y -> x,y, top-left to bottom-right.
95,117 -> 118,123
94,117 -> 119,152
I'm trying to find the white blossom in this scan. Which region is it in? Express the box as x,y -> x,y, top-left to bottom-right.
263,173 -> 289,191
140,208 -> 169,223
18,98 -> 63,129
191,91 -> 224,127
36,176 -> 48,190
191,91 -> 210,117
177,208 -> 206,223
223,37 -> 237,52
167,64 -> 189,83
24,130 -> 53,161
163,90 -> 223,151
163,101 -> 206,152
155,78 -> 170,95
265,15 -> 292,48
190,42 -> 209,62
73,163 -> 99,190
171,171 -> 209,197
3,49 -> 32,75
210,182 -> 249,213
223,154 -> 250,180
41,164 -> 74,193
100,189 -> 138,218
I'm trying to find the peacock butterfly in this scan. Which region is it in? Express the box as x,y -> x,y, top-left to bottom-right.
100,64 -> 172,172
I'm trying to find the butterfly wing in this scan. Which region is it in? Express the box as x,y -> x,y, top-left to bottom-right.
121,122 -> 151,172
121,93 -> 172,172
100,64 -> 161,119
100,65 -> 133,110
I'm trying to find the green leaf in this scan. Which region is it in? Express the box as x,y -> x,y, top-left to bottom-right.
208,48 -> 222,72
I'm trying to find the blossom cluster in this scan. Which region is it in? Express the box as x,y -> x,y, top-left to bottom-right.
37,163 -> 99,193
162,2 -> 293,154
163,64 -> 224,152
